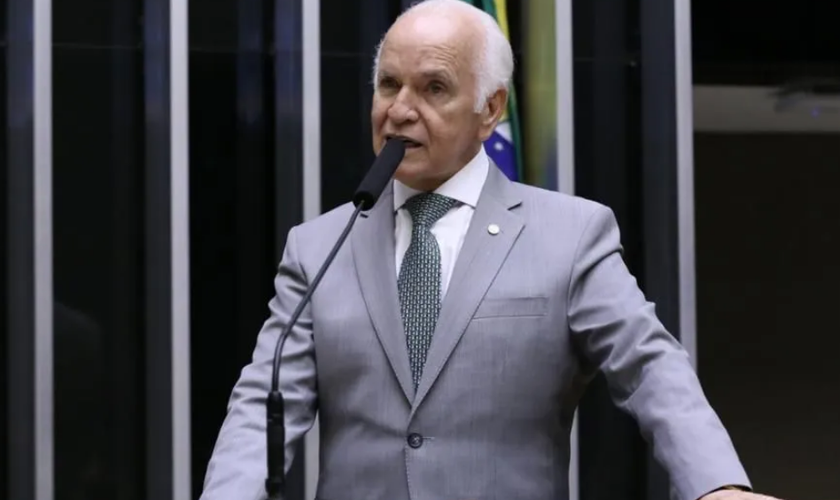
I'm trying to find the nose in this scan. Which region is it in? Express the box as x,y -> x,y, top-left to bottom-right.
387,91 -> 419,124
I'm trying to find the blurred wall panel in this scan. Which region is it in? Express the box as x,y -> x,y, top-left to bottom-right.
188,0 -> 305,497
6,0 -> 53,494
1,0 -> 9,491
51,0 -> 146,497
6,0 -> 53,488
319,0 -> 398,212
572,0 -> 698,499
523,0 -> 558,189
572,1 -> 647,497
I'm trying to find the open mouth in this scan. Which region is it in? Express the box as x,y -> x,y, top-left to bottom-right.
386,134 -> 422,149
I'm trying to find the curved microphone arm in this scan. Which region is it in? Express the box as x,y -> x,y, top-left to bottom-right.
265,202 -> 364,499
270,202 -> 364,392
264,138 -> 404,500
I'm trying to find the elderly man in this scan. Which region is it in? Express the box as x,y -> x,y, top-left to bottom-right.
200,1 -> 780,499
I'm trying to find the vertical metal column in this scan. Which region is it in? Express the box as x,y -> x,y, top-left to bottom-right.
303,0 -> 321,222
171,0 -> 193,497
33,0 -> 54,494
6,0 -> 53,497
554,1 -> 577,500
555,0 -> 575,198
674,0 -> 697,368
302,0 -> 321,497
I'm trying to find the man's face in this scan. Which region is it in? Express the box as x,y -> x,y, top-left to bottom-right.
371,13 -> 502,191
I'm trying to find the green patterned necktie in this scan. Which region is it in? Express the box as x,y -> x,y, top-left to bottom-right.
398,192 -> 458,390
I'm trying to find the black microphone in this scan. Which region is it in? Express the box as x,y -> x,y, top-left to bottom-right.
353,139 -> 408,210
265,138 -> 405,499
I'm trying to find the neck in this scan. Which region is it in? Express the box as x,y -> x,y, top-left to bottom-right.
399,175 -> 451,192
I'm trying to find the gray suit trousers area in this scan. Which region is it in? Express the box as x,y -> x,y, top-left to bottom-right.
200,166 -> 750,500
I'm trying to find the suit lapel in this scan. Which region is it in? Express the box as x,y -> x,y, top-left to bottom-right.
351,185 -> 415,403
411,166 -> 524,413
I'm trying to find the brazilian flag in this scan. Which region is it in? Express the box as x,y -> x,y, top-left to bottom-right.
462,0 -> 523,182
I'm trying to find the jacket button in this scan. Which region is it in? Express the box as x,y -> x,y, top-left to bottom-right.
407,433 -> 423,449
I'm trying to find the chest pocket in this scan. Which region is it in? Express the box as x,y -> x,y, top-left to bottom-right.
472,297 -> 549,319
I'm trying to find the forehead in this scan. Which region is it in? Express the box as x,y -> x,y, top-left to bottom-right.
378,14 -> 477,75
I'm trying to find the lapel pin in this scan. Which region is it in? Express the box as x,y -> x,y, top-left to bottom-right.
487,224 -> 500,235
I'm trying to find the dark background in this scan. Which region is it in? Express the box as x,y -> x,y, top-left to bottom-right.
51,0 -> 146,498
692,0 -> 840,84
691,3 -> 840,498
0,0 -> 8,493
695,133 -> 840,499
187,0 -> 306,497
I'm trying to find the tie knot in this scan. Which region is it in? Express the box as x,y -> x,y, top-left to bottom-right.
403,193 -> 457,229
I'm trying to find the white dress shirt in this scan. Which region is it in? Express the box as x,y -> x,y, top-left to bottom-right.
393,146 -> 490,298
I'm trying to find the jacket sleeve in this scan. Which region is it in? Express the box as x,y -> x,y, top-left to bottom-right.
200,226 -> 319,500
567,204 -> 751,500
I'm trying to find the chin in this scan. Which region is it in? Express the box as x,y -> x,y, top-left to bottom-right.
396,168 -> 445,192
395,168 -> 426,186
396,155 -> 426,173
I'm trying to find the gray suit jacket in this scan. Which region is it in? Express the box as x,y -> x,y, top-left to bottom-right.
201,165 -> 750,500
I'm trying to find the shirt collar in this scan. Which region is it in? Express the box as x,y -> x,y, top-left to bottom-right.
393,145 -> 489,213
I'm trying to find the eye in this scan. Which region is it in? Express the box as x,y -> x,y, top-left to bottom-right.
428,81 -> 446,94
378,76 -> 400,90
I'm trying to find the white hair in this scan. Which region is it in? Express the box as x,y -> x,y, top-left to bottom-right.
371,0 -> 514,113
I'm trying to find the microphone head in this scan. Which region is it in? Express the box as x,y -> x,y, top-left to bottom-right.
353,139 -> 406,210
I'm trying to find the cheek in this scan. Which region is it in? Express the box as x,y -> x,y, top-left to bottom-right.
371,113 -> 385,131
425,117 -> 465,150
422,111 -> 451,137
370,102 -> 388,130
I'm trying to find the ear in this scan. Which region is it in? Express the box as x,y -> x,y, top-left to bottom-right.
477,88 -> 508,141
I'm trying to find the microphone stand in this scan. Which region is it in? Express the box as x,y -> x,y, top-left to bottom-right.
263,138 -> 404,499
265,203 -> 365,499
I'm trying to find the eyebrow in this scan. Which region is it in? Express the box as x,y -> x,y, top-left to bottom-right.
376,68 -> 456,85
418,69 -> 455,84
